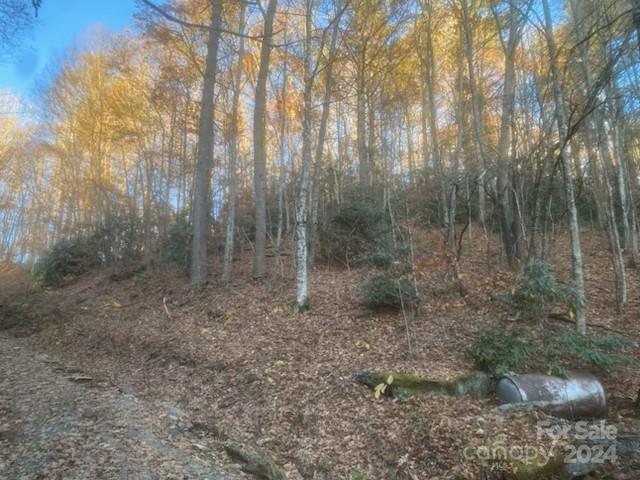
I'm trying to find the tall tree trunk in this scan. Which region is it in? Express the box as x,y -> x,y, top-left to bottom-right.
600,151 -> 628,313
253,0 -> 278,279
296,0 -> 314,311
423,0 -> 447,234
460,0 -> 487,232
357,55 -> 370,187
606,80 -> 635,258
222,1 -> 247,285
570,0 -> 626,311
593,113 -> 627,312
404,104 -> 415,185
367,86 -> 376,189
492,0 -> 526,264
275,34 -> 288,266
450,32 -> 467,245
419,79 -> 430,177
542,0 -> 587,333
309,14 -> 341,265
143,152 -> 154,265
190,0 -> 223,287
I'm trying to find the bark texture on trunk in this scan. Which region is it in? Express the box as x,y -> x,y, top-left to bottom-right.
190,0 -> 223,287
253,0 -> 278,279
494,7 -> 519,264
295,0 -> 314,312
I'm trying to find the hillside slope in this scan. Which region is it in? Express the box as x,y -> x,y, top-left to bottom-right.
1,228 -> 639,479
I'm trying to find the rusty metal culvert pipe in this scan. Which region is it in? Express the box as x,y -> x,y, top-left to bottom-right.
496,372 -> 607,419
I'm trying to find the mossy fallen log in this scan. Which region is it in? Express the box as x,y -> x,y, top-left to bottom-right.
354,369 -> 491,400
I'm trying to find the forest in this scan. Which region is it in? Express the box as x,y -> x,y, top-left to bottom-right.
0,0 -> 640,478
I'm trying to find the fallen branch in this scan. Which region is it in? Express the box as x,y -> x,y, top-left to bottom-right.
163,297 -> 171,319
67,375 -> 93,383
547,312 -> 630,337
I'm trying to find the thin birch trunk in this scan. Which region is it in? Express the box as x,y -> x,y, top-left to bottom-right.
295,0 -> 314,311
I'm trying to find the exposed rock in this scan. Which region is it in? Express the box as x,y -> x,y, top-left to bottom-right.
495,432 -> 639,479
484,435 -> 600,480
189,420 -> 228,441
224,441 -> 286,480
585,434 -> 640,462
167,406 -> 186,420
507,456 -> 599,480
616,434 -> 640,459
354,369 -> 491,400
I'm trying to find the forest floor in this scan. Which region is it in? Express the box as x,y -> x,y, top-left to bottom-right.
1,226 -> 639,479
0,333 -> 245,480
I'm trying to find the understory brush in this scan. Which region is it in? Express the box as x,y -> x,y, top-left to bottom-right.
466,325 -> 633,376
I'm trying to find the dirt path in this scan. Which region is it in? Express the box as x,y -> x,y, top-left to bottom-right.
0,333 -> 244,480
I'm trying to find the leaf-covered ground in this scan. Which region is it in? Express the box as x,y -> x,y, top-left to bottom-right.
0,334 -> 245,479
1,227 -> 639,479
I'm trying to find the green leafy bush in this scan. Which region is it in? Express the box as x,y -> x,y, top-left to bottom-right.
332,200 -> 386,239
465,327 -> 534,375
132,270 -> 150,286
512,260 -> 578,317
361,275 -> 418,310
350,469 -> 368,480
34,215 -> 143,288
161,214 -> 192,270
34,237 -> 100,287
364,250 -> 394,268
90,215 -> 142,264
319,197 -> 392,266
466,326 -> 633,376
542,331 -> 631,374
